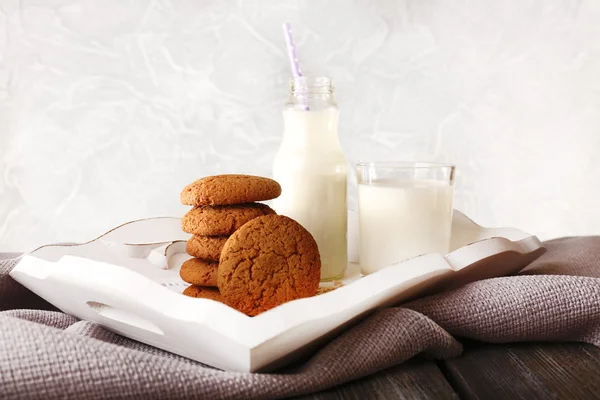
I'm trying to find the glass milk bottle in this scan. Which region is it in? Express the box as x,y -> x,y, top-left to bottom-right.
273,76 -> 348,281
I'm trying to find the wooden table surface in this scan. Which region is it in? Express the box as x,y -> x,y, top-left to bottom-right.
298,341 -> 600,399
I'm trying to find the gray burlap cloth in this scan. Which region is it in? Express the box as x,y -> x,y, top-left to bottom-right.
1,237 -> 599,399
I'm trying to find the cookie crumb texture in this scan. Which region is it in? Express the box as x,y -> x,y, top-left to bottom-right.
218,215 -> 321,316
181,174 -> 282,206
186,235 -> 228,261
181,203 -> 276,236
182,285 -> 224,302
180,258 -> 219,286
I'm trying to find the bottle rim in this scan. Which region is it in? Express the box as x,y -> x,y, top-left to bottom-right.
290,76 -> 333,95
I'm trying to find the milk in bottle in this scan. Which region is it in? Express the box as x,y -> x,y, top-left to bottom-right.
273,77 -> 348,281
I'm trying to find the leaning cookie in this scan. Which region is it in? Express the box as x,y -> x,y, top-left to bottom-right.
180,258 -> 219,287
218,215 -> 321,316
186,235 -> 228,261
182,285 -> 224,302
181,174 -> 282,206
181,203 -> 276,236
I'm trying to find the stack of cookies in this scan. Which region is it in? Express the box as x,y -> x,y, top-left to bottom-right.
179,174 -> 282,300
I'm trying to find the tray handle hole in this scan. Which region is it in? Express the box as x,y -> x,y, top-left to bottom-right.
86,301 -> 164,336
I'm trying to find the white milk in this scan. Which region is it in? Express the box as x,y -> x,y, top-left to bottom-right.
273,109 -> 348,281
358,180 -> 454,275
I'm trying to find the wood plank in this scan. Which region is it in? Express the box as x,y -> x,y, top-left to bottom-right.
507,342 -> 600,398
295,359 -> 458,400
440,341 -> 600,400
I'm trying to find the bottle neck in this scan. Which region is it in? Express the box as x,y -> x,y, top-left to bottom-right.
287,76 -> 337,111
282,108 -> 341,149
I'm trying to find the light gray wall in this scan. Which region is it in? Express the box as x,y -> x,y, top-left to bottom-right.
1,0 -> 599,251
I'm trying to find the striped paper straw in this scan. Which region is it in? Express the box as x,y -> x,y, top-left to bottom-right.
282,22 -> 303,78
282,22 -> 309,110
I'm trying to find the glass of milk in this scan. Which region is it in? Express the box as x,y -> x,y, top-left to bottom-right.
273,77 -> 348,282
357,162 -> 455,275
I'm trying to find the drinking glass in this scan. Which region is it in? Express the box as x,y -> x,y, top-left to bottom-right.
357,162 -> 455,275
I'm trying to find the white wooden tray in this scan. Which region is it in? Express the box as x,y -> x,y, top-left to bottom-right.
9,210 -> 545,372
